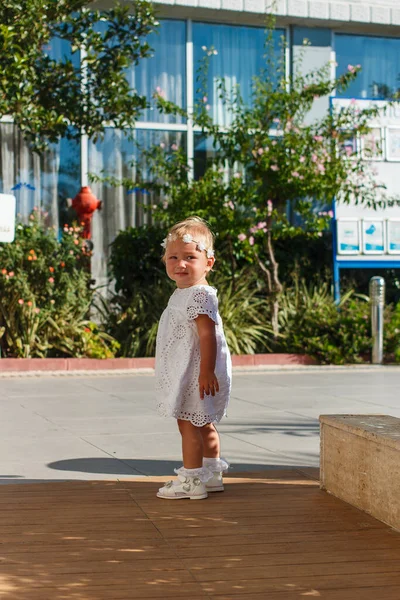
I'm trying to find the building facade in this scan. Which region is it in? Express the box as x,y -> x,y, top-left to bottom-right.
1,0 -> 399,286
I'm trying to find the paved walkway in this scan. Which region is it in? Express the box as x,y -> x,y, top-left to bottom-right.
1,366 -> 399,482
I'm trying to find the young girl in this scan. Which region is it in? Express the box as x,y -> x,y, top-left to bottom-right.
155,216 -> 231,500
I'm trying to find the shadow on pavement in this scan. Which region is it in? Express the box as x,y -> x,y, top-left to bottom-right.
45,457 -> 318,477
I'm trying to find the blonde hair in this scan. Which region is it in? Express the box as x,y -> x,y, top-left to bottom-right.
162,216 -> 214,260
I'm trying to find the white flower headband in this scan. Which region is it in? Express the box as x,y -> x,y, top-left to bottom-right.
161,232 -> 215,258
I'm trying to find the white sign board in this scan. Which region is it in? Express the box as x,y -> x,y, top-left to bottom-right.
0,194 -> 16,243
332,98 -> 400,263
387,219 -> 400,253
362,219 -> 385,254
337,219 -> 360,254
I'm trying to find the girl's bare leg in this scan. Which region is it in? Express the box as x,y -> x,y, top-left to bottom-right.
177,419 -> 203,468
200,423 -> 220,458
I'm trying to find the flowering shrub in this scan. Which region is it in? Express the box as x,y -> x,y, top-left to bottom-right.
0,209 -> 118,358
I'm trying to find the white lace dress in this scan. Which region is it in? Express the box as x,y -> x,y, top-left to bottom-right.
155,285 -> 231,426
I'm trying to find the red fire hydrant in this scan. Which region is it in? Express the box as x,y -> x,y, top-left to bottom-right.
71,186 -> 102,239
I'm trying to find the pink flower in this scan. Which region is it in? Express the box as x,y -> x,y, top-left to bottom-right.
203,96 -> 208,103
171,144 -> 178,151
48,277 -> 54,283
270,165 -> 279,171
238,233 -> 247,242
228,201 -> 235,210
233,172 -> 241,179
249,236 -> 255,246
317,164 -> 326,173
328,210 -> 334,218
299,156 -> 305,163
313,135 -> 323,142
257,148 -> 264,155
347,64 -> 356,73
257,221 -> 267,229
18,299 -> 24,305
292,171 -> 300,178
34,308 -> 40,314
206,104 -> 211,111
159,142 -> 165,149
27,301 -> 33,307
311,154 -> 318,162
267,200 -> 273,215
249,226 -> 257,234
8,271 -> 14,277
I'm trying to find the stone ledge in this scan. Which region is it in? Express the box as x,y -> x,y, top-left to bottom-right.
320,414 -> 400,452
0,353 -> 316,372
320,413 -> 400,531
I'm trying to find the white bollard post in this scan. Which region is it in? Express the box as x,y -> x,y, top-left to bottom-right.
369,276 -> 385,365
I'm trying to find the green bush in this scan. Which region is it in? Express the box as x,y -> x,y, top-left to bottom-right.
109,225 -> 166,301
97,279 -> 174,358
0,210 -> 118,358
274,280 -> 370,364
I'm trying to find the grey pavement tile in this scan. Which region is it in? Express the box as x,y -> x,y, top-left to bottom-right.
0,430 -> 111,462
0,378 -> 91,397
81,431 -> 183,459
49,415 -> 167,435
218,435 -> 318,469
0,368 -> 399,481
219,425 -> 320,457
81,375 -> 155,394
20,398 -> 152,420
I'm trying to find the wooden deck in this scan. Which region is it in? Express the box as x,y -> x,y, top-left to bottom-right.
1,469 -> 400,599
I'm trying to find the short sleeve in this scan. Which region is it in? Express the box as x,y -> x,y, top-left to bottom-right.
186,287 -> 218,324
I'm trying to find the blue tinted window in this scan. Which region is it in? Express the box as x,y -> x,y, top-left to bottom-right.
0,124 -> 80,228
293,27 -> 331,47
129,20 -> 186,124
88,128 -> 186,226
335,34 -> 400,99
193,23 -> 284,125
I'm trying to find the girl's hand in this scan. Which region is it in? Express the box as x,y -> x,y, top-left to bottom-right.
199,371 -> 219,400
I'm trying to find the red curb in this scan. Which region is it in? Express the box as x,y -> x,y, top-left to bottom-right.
0,354 -> 316,372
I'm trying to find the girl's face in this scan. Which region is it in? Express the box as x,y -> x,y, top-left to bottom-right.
165,238 -> 215,289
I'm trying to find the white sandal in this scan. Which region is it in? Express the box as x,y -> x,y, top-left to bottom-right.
203,457 -> 230,493
157,474 -> 208,500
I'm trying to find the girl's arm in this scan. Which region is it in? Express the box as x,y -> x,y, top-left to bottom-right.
195,314 -> 220,400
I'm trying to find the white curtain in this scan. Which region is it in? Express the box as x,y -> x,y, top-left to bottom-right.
193,23 -> 269,126
127,20 -> 186,124
0,123 -> 59,226
89,129 -> 186,290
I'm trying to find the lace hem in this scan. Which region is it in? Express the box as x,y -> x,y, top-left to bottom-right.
174,466 -> 214,483
203,457 -> 230,472
157,402 -> 226,426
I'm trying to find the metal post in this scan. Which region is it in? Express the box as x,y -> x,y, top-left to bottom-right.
369,276 -> 385,365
